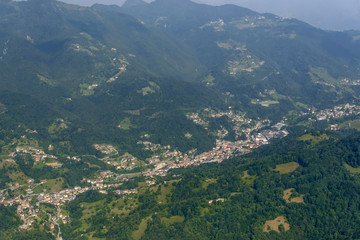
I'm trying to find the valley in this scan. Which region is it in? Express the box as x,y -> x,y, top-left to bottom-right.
1,0 -> 360,239
1,101 -> 360,239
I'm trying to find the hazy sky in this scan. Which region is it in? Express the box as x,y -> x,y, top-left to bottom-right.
58,0 -> 360,31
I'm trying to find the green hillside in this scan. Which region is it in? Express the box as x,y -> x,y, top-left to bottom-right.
113,0 -> 360,120
54,131 -> 360,239
0,0 -> 360,238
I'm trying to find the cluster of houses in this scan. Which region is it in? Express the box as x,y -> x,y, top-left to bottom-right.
66,156 -> 81,162
138,141 -> 170,152
94,144 -> 144,170
0,107 -> 314,234
108,55 -> 129,82
141,110 -> 290,177
186,112 -> 208,125
200,18 -> 226,32
253,130 -> 289,145
142,138 -> 257,178
0,169 -> 133,232
187,108 -> 275,142
208,198 -> 226,205
13,146 -> 57,163
1,198 -> 37,229
117,153 -> 141,170
342,78 -> 360,86
313,104 -> 360,121
114,189 -> 138,196
194,139 -> 252,163
94,144 -> 118,155
38,187 -> 85,206
1,189 -> 39,229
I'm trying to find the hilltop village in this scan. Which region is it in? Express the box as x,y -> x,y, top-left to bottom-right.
0,104 -> 359,238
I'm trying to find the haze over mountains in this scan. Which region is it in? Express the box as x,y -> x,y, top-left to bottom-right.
195,0 -> 360,31
58,0 -> 360,31
1,0 -> 360,164
1,0 -> 360,239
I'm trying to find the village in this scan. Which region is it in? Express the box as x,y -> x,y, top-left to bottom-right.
0,103 -> 359,239
0,171 -> 134,234
306,103 -> 360,121
0,108 -> 291,237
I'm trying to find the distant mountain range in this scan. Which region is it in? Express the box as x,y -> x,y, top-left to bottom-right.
194,0 -> 360,31
1,0 -> 360,239
98,0 -> 360,111
0,0 -> 360,156
59,0 -> 360,31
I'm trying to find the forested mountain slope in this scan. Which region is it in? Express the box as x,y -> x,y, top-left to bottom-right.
97,0 -> 360,119
0,0 -> 360,239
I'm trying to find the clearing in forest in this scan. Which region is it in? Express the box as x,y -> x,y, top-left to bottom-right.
283,188 -> 304,203
161,216 -> 184,226
251,99 -> 279,107
298,133 -> 329,145
344,163 -> 360,174
241,170 -> 256,186
132,216 -> 152,240
157,180 -> 179,204
263,216 -> 290,233
274,162 -> 299,174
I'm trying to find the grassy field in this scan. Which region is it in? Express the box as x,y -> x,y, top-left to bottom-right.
271,93 -> 287,100
118,118 -> 136,130
33,178 -> 65,194
40,203 -> 57,216
139,86 -> 155,96
70,194 -> 140,236
70,199 -> 108,235
263,216 -> 290,233
86,232 -> 105,240
241,170 -> 256,186
283,188 -> 304,204
251,99 -> 279,107
138,82 -> 160,96
161,216 -> 184,226
132,216 -> 151,240
296,120 -> 313,128
229,192 -> 242,197
344,163 -> 360,174
8,171 -> 28,184
157,180 -> 178,204
309,67 -> 337,84
201,178 -> 217,190
48,120 -> 68,134
0,159 -> 15,169
340,119 -> 360,130
82,199 -> 107,220
200,207 -> 210,217
110,197 -> 138,217
79,83 -> 95,96
274,162 -> 299,174
202,74 -> 215,86
298,133 -> 329,145
295,101 -> 308,109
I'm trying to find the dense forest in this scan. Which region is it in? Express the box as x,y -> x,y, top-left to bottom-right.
0,0 -> 360,239
51,130 -> 360,239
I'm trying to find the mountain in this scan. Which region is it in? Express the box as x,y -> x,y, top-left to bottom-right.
0,0 -> 225,157
1,0 -> 360,239
96,0 -> 360,119
0,0 -> 202,94
194,0 -> 360,31
121,0 -> 147,9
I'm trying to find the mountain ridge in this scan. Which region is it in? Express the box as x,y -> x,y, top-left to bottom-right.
0,0 -> 360,239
